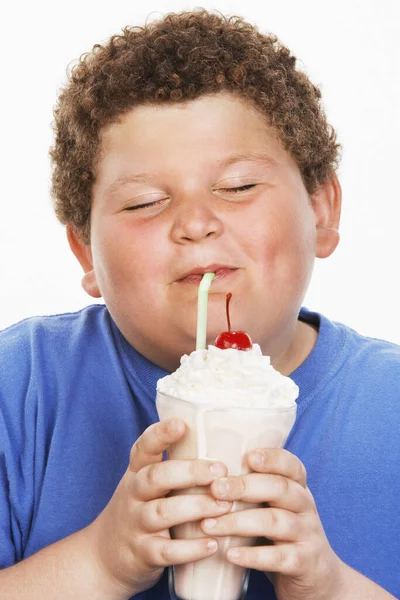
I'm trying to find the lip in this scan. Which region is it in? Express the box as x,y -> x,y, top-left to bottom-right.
176,264 -> 239,283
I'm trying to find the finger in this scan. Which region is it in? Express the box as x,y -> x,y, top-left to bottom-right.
140,535 -> 219,567
129,420 -> 186,472
225,542 -> 307,576
140,494 -> 233,533
246,449 -> 307,488
135,459 -> 228,501
210,473 -> 312,513
202,507 -> 309,542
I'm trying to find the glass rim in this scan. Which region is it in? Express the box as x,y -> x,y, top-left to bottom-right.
156,390 -> 297,412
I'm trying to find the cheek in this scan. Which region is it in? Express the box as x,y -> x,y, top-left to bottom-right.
93,218 -> 168,287
244,202 -> 316,274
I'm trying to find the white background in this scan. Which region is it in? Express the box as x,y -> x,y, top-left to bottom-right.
1,0 -> 399,342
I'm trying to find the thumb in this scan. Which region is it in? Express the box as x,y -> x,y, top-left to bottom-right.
129,419 -> 186,472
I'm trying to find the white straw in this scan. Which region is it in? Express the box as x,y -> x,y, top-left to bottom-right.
196,272 -> 215,350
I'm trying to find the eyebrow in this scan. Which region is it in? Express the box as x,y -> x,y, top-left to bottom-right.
103,173 -> 156,198
103,151 -> 278,197
215,151 -> 278,169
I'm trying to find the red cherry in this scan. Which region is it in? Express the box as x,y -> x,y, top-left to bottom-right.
215,293 -> 253,351
215,330 -> 253,350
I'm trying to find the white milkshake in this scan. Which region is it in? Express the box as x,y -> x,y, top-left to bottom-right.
156,344 -> 298,600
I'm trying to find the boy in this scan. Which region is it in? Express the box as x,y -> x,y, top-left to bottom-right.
0,9 -> 398,599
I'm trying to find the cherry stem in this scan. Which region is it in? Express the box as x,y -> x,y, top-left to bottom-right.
226,293 -> 232,332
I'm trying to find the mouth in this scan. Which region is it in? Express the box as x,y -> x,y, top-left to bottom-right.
176,264 -> 239,284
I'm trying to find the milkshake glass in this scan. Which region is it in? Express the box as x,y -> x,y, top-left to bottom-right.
156,344 -> 298,600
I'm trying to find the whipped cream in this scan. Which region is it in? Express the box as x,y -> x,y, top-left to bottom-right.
157,344 -> 299,408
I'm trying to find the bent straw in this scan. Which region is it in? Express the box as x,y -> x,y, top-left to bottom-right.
196,272 -> 215,350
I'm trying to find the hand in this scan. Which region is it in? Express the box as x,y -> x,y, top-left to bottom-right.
86,419 -> 232,598
202,448 -> 343,600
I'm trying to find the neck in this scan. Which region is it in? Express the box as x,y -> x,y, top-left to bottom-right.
271,319 -> 318,376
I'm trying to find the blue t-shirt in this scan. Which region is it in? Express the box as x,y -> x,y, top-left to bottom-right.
0,305 -> 399,598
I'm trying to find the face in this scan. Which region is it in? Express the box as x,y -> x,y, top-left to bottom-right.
72,93 -> 339,372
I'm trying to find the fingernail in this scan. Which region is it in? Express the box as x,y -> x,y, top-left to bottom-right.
227,548 -> 240,561
216,500 -> 230,509
215,478 -> 229,496
203,518 -> 217,530
207,540 -> 218,551
251,451 -> 264,465
209,463 -> 225,477
167,420 -> 182,435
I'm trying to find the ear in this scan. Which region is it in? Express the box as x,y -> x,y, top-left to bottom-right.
66,225 -> 102,298
312,174 -> 342,259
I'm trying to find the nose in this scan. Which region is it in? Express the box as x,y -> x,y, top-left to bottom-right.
170,193 -> 224,244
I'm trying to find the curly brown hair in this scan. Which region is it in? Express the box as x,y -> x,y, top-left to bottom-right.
50,9 -> 340,243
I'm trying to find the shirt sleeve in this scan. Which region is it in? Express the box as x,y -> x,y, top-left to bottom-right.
0,451 -> 18,568
0,323 -> 36,567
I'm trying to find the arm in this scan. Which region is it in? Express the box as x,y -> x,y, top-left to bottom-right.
334,563 -> 396,600
0,528 -> 129,600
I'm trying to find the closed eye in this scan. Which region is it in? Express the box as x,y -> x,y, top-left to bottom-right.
124,185 -> 257,210
218,184 -> 256,193
125,198 -> 167,211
